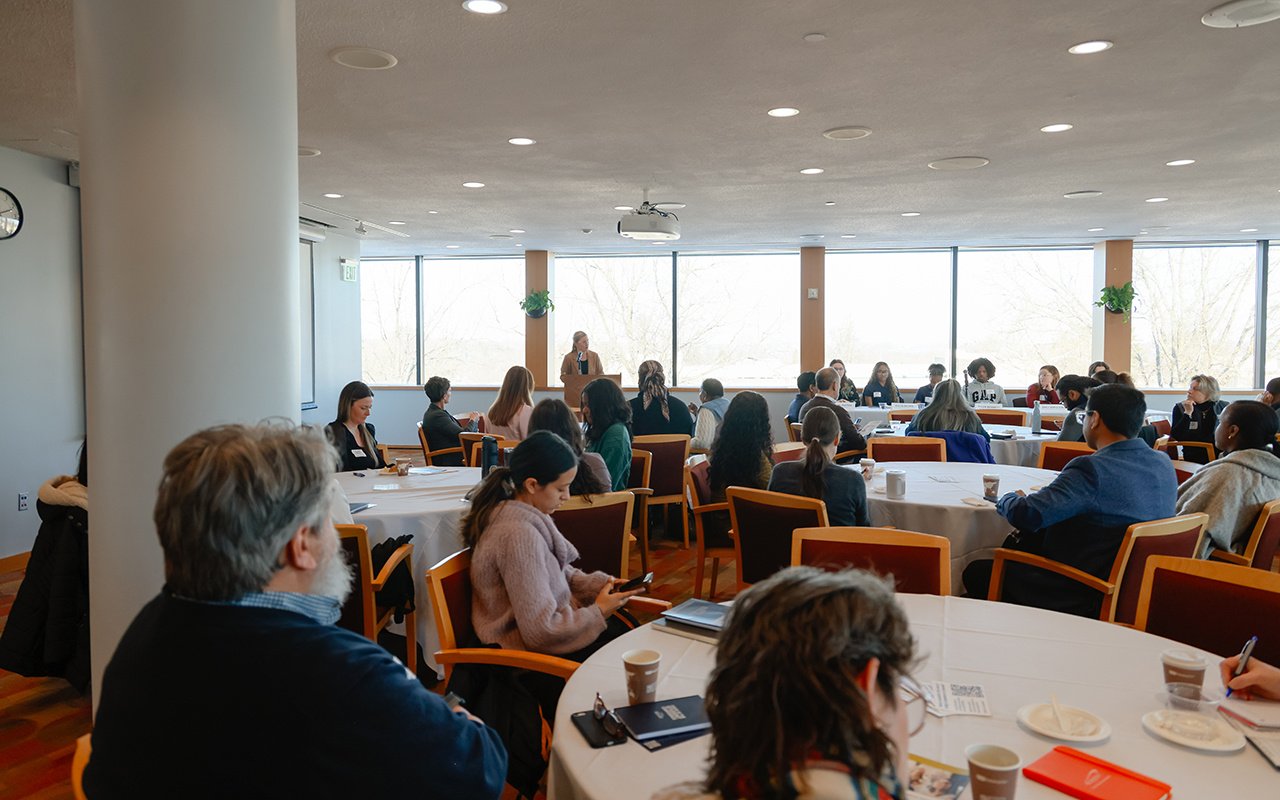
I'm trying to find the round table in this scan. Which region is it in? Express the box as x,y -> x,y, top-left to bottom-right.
870,422 -> 1060,467
860,461 -> 1057,591
336,468 -> 480,674
548,595 -> 1272,800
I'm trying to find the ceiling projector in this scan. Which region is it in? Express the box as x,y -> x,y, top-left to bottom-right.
618,206 -> 680,241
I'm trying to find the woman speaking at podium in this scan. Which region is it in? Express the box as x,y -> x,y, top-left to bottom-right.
559,330 -> 603,378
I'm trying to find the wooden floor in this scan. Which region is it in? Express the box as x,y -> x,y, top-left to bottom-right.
0,525 -> 734,800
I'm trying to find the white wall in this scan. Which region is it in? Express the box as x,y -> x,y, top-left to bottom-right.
0,147 -> 84,559
301,230 -> 362,426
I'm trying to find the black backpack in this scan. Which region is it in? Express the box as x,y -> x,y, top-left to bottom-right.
369,534 -> 416,623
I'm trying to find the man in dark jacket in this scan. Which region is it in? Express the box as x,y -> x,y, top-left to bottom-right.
798,367 -> 867,457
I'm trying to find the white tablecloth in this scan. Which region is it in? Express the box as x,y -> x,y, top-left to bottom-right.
549,595 -> 1269,800
861,461 -> 1057,590
336,468 -> 480,674
870,423 -> 1060,467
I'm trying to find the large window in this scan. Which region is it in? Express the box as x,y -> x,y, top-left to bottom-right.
956,248 -> 1094,391
551,255 -> 674,384
1267,243 -> 1280,381
421,258 -> 525,385
677,253 -> 800,386
360,259 -> 417,385
1130,245 -> 1257,389
825,251 -> 951,392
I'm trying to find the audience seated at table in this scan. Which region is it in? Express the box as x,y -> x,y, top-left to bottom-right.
1026,364 -> 1061,406
83,423 -> 507,797
630,359 -> 694,437
653,567 -> 918,800
904,379 -> 990,441
422,375 -> 479,466
581,378 -> 632,491
1222,656 -> 1280,701
326,380 -> 384,471
1054,374 -> 1101,443
1262,376 -> 1280,425
862,361 -> 903,406
1171,374 -> 1227,464
829,358 -> 859,402
689,378 -> 730,451
913,363 -> 946,403
799,367 -> 867,459
768,407 -> 870,527
1088,360 -> 1110,377
962,384 -> 1178,617
1093,369 -> 1119,385
1175,400 -> 1280,558
787,371 -> 817,423
529,398 -> 611,495
486,365 -> 536,441
964,357 -> 1006,405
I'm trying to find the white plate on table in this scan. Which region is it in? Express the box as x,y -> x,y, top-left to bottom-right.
1017,703 -> 1111,743
1140,709 -> 1245,752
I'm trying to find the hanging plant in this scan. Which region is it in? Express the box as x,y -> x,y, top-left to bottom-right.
519,289 -> 555,318
1095,281 -> 1137,322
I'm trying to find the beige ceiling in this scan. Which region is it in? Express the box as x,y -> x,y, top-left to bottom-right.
3,0 -> 1279,257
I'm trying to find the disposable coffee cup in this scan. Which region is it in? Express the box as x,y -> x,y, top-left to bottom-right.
982,473 -> 1000,501
886,469 -> 907,500
965,744 -> 1021,800
395,457 -> 411,476
1161,648 -> 1208,688
622,648 -> 661,705
860,458 -> 877,481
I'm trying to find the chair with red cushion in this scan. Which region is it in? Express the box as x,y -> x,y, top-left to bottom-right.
625,449 -> 655,573
772,442 -> 806,463
792,527 -> 951,595
976,409 -> 1024,426
726,487 -> 829,590
1037,441 -> 1094,471
867,437 -> 946,462
1208,499 -> 1280,571
685,461 -> 736,599
632,435 -> 692,548
553,491 -> 635,577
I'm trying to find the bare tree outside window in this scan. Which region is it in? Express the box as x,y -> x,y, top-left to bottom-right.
1267,243 -> 1280,381
1130,245 -> 1256,389
360,259 -> 417,384
421,258 -> 525,385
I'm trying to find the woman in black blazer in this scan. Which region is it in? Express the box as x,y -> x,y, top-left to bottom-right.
1171,374 -> 1227,464
326,381 -> 384,471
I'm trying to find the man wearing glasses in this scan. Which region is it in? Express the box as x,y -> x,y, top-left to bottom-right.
962,384 -> 1178,617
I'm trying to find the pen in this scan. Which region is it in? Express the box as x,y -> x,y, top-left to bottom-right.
1225,635 -> 1257,698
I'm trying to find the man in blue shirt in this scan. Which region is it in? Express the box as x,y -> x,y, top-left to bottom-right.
962,384 -> 1177,617
787,371 -> 817,423
85,423 -> 507,798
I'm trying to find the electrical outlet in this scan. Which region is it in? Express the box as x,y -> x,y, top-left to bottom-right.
18,492 -> 29,512
807,288 -> 819,300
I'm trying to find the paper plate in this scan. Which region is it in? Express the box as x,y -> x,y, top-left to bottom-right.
1141,710 -> 1245,752
1017,703 -> 1111,743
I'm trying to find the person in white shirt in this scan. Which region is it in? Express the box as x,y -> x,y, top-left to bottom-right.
964,357 -> 1006,405
688,378 -> 730,450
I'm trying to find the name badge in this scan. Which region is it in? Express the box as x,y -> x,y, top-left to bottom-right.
352,448 -> 367,458
873,391 -> 881,398
1040,394 -> 1048,401
1188,421 -> 1198,431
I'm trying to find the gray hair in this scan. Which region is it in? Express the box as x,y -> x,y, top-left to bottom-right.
154,422 -> 337,601
1189,374 -> 1221,402
913,379 -> 984,434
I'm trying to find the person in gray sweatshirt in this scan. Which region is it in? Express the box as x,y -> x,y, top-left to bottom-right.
1175,400 -> 1280,558
964,357 -> 1007,406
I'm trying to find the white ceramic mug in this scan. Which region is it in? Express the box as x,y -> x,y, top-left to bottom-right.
886,469 -> 906,500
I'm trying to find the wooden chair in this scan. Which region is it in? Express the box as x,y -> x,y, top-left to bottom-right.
1136,556 -> 1280,664
1170,460 -> 1200,486
792,527 -> 951,595
685,461 -> 737,599
1037,417 -> 1063,432
458,431 -> 491,466
72,733 -> 90,800
867,437 -> 946,462
337,524 -> 417,673
726,487 -> 829,590
1166,440 -> 1217,462
632,434 -> 692,548
1153,434 -> 1170,454
627,449 -> 655,574
1151,418 -> 1172,438
772,442 -> 807,462
988,512 -> 1208,626
1208,499 -> 1280,571
418,421 -> 463,466
376,443 -> 393,468
976,409 -> 1025,426
888,410 -> 917,423
554,491 -> 635,577
467,438 -> 519,468
787,421 -> 802,442
1036,441 -> 1094,471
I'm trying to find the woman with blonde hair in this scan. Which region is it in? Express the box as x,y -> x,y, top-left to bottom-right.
559,331 -> 603,379
904,379 -> 989,440
486,365 -> 535,440
1171,373 -> 1227,464
768,406 -> 869,527
326,381 -> 384,471
629,359 -> 693,436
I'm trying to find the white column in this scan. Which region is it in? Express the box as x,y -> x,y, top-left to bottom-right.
75,0 -> 299,701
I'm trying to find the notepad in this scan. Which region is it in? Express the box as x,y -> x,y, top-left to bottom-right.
1222,697 -> 1280,729
1024,746 -> 1170,800
660,599 -> 729,632
613,695 -> 710,741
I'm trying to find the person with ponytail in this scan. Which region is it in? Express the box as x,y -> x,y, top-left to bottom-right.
767,406 -> 869,527
629,359 -> 694,436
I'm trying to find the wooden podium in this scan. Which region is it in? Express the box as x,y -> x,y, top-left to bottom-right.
563,373 -> 621,408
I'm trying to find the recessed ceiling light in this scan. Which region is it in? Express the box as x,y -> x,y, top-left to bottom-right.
1202,0 -> 1280,28
1166,159 -> 1196,166
1147,226 -> 1170,231
1242,228 -> 1259,232
428,210 -> 439,214
508,137 -> 536,146
323,193 -> 343,199
445,244 -> 460,249
1068,40 -> 1114,54
901,212 -> 922,217
489,234 -> 513,240
928,156 -> 990,171
768,107 -> 800,118
800,168 -> 824,175
824,201 -> 837,206
1087,227 -> 1105,232
298,146 -> 322,157
803,32 -> 827,42
388,220 -> 407,226
800,234 -> 824,240
1146,197 -> 1169,203
509,228 -> 525,233
516,243 -> 523,247
822,125 -> 873,140
462,181 -> 485,188
1064,190 -> 1103,199
462,0 -> 508,14
840,234 -> 857,238
614,205 -> 634,211
1040,123 -> 1074,133
329,47 -> 398,70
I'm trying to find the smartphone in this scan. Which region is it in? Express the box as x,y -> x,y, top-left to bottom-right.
443,691 -> 465,709
854,417 -> 862,425
571,710 -> 628,748
617,571 -> 654,592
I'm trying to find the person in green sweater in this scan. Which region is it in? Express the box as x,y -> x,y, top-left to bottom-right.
581,378 -> 632,491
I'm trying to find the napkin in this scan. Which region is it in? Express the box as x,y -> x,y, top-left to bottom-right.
961,496 -> 992,507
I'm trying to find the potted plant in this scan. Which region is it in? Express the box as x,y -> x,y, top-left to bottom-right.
1095,281 -> 1137,322
519,289 -> 555,319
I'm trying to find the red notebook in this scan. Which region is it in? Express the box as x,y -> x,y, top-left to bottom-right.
1023,746 -> 1171,800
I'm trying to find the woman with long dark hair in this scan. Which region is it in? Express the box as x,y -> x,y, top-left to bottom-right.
768,407 -> 869,527
630,359 -> 694,436
581,378 -> 632,491
326,381 -> 383,471
904,379 -> 989,440
486,365 -> 535,440
862,362 -> 902,406
708,391 -> 775,500
528,398 -> 611,495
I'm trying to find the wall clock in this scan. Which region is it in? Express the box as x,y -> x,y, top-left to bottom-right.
0,188 -> 22,240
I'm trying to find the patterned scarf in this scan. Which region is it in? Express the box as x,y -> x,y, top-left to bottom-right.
640,362 -> 671,421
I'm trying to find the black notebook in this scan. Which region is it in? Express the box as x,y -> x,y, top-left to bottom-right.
613,695 -> 710,741
660,599 -> 729,632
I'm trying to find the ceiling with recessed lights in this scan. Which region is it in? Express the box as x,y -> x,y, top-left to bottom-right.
2,0 -> 1279,256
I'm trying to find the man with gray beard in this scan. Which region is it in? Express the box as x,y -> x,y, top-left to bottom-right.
84,423 -> 506,798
